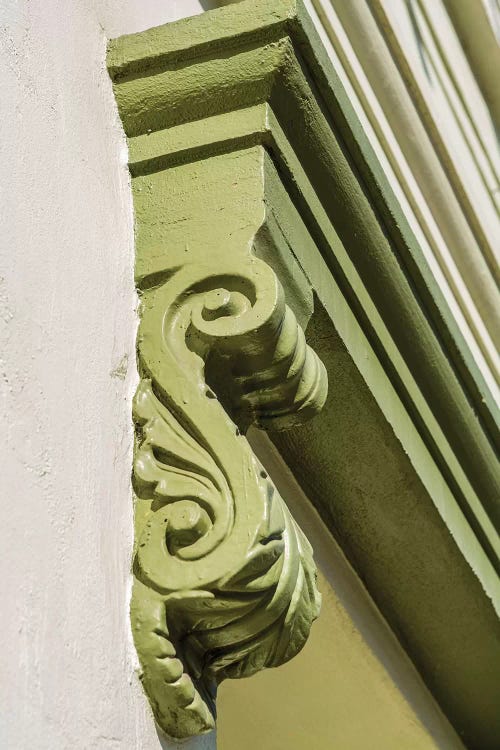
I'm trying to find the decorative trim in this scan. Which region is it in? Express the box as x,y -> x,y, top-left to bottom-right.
310,0 -> 499,391
131,259 -> 325,736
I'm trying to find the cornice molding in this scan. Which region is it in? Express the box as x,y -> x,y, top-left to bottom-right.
310,0 -> 499,394
109,0 -> 498,568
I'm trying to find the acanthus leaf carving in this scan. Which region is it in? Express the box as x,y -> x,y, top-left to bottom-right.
131,257 -> 327,737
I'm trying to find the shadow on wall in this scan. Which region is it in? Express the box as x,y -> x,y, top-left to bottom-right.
157,727 -> 216,749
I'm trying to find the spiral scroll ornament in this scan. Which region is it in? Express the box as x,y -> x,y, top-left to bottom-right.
132,258 -> 327,738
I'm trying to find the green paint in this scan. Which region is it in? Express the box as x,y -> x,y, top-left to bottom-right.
130,246 -> 327,737
108,2 -> 500,747
131,147 -> 328,736
109,0 -> 499,528
110,43 -> 328,739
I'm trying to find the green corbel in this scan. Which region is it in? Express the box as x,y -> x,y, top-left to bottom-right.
108,4 -> 329,739
129,154 -> 327,737
130,246 -> 326,736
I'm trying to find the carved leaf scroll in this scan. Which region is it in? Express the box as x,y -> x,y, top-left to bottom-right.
132,257 -> 327,738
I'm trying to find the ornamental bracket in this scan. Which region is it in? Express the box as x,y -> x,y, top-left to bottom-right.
108,1 -> 328,738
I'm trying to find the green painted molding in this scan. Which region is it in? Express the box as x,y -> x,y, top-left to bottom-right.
123,153 -> 328,736
108,1 -> 500,745
131,256 -> 325,737
109,0 -> 499,541
109,8 -> 329,736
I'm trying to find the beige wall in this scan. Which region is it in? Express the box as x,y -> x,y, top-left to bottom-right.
217,434 -> 465,750
220,568 -> 449,750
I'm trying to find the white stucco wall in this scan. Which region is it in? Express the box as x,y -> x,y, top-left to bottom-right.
0,1 -> 215,748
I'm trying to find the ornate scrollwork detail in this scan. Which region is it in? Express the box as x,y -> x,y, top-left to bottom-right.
132,257 -> 327,738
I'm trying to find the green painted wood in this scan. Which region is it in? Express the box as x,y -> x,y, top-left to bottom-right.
111,99 -> 328,740
109,0 -> 499,539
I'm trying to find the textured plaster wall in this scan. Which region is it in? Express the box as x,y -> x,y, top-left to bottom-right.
0,1 -> 214,748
